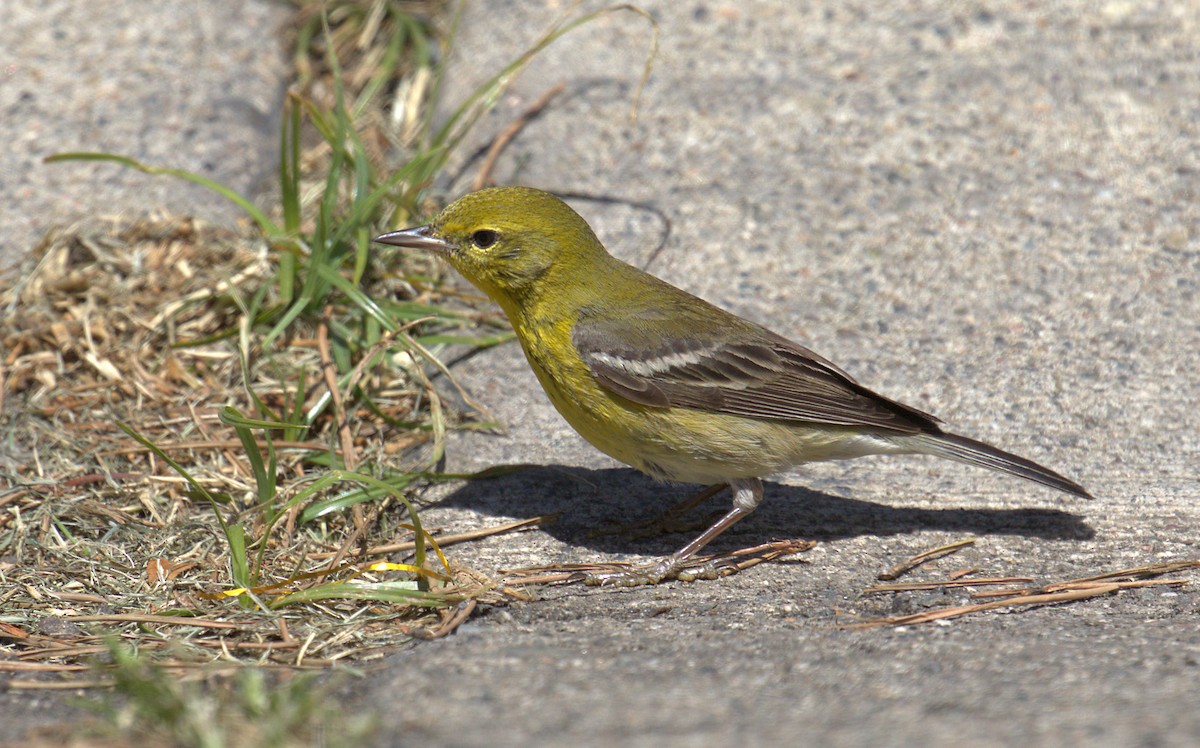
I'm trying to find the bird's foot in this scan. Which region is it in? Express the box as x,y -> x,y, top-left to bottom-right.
581,557 -> 678,587
576,539 -> 815,587
674,559 -> 725,582
579,553 -> 733,586
580,482 -> 765,587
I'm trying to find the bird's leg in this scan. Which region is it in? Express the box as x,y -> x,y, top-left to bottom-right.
585,478 -> 763,587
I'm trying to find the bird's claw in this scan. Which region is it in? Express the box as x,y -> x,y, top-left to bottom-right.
582,560 -> 675,587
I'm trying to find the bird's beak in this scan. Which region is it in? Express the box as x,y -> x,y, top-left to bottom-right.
373,225 -> 456,253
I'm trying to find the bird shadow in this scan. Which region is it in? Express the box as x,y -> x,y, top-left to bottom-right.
431,465 -> 1095,555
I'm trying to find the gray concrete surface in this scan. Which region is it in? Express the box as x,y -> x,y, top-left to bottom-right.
0,0 -> 289,273
360,1 -> 1200,745
4,0 -> 1199,746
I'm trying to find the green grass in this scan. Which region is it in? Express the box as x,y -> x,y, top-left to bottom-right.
77,641 -> 374,748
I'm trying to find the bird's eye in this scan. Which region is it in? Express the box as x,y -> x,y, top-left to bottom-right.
471,229 -> 499,248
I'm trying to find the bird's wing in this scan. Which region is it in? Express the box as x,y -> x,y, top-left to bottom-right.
571,311 -> 939,434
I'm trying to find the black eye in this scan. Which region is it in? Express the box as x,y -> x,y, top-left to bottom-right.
471,229 -> 498,248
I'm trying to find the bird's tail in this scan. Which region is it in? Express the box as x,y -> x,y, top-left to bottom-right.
901,431 -> 1093,499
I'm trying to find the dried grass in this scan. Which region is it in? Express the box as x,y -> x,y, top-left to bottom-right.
846,552 -> 1199,629
0,215 -> 520,688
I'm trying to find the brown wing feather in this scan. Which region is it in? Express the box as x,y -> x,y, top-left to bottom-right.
571,314 -> 939,434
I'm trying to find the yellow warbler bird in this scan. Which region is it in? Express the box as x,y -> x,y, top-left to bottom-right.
376,186 -> 1091,586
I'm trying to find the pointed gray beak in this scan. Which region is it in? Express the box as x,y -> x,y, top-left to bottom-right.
373,225 -> 456,252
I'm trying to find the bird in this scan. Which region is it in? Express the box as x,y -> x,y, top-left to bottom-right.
375,186 -> 1091,586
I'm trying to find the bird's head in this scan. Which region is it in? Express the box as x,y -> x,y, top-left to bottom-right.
375,187 -> 607,313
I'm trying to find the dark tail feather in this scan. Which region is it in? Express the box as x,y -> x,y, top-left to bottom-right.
906,432 -> 1093,499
